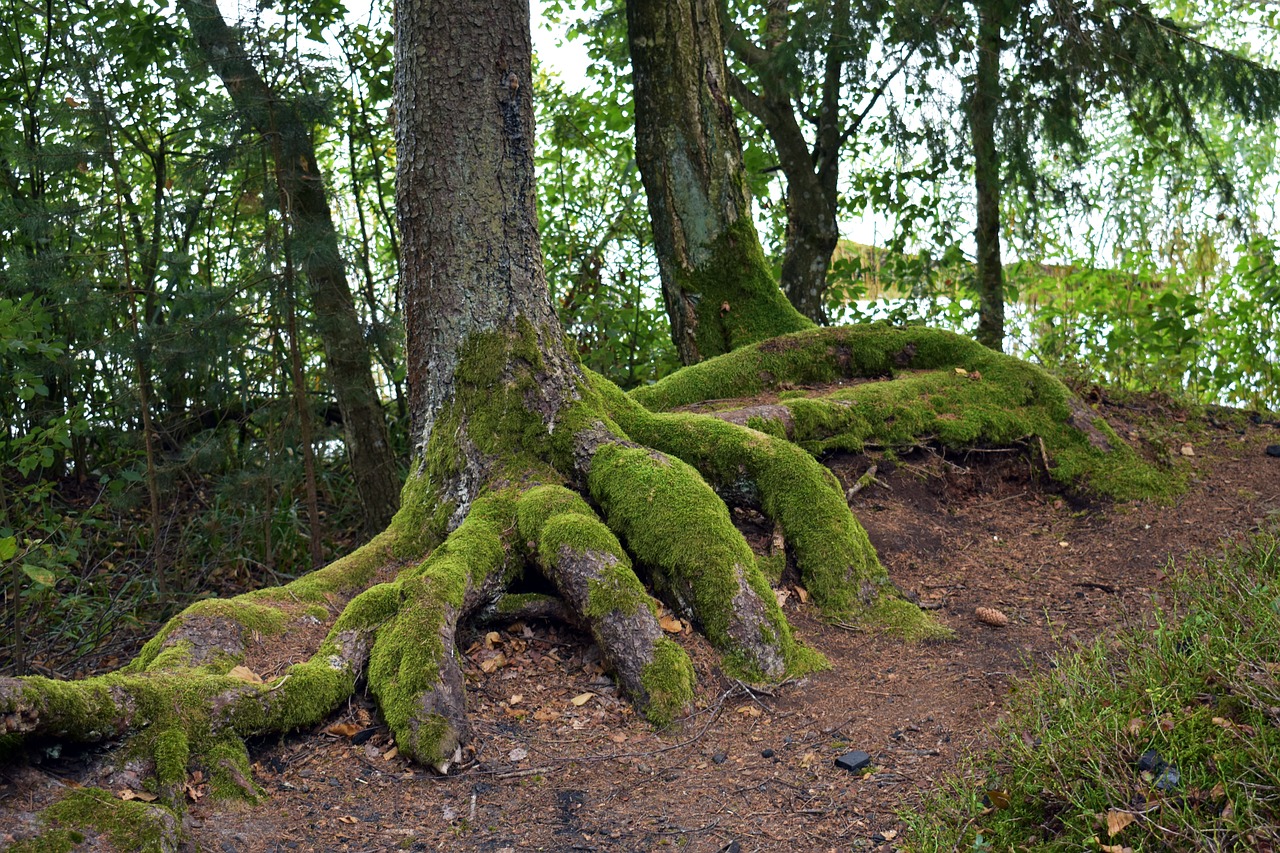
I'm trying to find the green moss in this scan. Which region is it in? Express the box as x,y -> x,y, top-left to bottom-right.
584,560 -> 653,619
755,551 -> 785,585
864,596 -> 953,642
629,325 -> 1179,503
678,214 -> 814,359
367,492 -> 517,765
638,637 -> 696,727
151,727 -> 189,794
38,788 -> 179,853
585,441 -> 818,680
495,592 -> 559,614
205,737 -> 263,803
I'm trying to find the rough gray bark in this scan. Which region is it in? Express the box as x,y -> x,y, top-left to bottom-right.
626,0 -> 812,365
179,0 -> 401,531
969,2 -> 1007,352
395,0 -> 580,465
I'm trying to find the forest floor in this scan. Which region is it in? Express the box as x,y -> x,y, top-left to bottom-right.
3,393 -> 1279,852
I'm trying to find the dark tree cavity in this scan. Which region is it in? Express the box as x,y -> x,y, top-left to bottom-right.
0,0 -> 1175,847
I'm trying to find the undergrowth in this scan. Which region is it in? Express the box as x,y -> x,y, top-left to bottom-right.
906,529 -> 1280,851
901,527 -> 1280,845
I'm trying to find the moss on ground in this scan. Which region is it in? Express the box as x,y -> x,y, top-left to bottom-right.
13,788 -> 181,853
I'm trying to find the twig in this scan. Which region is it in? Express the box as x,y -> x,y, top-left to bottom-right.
845,464 -> 879,500
492,766 -> 550,780
971,491 -> 1026,509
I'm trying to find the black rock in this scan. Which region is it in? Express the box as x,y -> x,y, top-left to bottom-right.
1266,445 -> 1280,458
1137,748 -> 1166,774
351,726 -> 380,745
760,748 -> 775,759
712,751 -> 728,764
1154,765 -> 1181,792
835,750 -> 872,773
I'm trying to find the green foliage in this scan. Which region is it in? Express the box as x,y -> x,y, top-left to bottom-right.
907,529 -> 1280,851
534,62 -> 678,387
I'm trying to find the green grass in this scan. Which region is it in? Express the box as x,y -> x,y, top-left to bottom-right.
906,529 -> 1280,852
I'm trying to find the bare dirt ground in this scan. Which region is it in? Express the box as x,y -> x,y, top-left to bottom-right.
3,396 -> 1279,852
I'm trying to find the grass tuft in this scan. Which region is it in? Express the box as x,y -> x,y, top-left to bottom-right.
906,529 -> 1280,852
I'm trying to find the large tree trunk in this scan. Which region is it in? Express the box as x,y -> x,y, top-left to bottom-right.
626,0 -> 813,364
179,0 -> 401,532
969,1 -> 1006,351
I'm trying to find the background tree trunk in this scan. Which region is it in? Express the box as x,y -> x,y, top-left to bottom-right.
626,0 -> 812,365
970,1 -> 1006,351
724,0 -> 852,326
179,0 -> 400,531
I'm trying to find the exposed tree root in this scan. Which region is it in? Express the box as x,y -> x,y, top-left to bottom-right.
0,324 -> 1178,847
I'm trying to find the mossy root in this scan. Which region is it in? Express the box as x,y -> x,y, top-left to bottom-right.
516,484 -> 695,725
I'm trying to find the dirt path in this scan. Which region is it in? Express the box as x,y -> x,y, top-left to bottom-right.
4,404 -> 1278,852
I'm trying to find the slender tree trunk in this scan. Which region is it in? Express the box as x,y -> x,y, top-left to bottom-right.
626,0 -> 813,365
724,0 -> 851,325
178,0 -> 400,532
970,2 -> 1006,351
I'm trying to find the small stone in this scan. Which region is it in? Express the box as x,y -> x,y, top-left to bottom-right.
711,751 -> 727,765
760,748 -> 774,759
1266,445 -> 1280,458
1154,765 -> 1181,792
1137,748 -> 1165,774
835,750 -> 872,773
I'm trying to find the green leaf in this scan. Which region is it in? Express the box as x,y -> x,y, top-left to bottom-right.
0,536 -> 16,561
21,563 -> 56,587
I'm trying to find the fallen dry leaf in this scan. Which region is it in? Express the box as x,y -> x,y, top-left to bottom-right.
383,746 -> 398,761
1099,844 -> 1133,853
985,789 -> 1011,810
1107,809 -> 1137,837
508,747 -> 528,762
509,693 -> 524,706
658,615 -> 683,633
736,705 -> 762,718
1180,443 -> 1195,457
610,733 -> 628,743
570,692 -> 595,707
227,665 -> 263,684
794,585 -> 809,604
484,631 -> 503,649
479,652 -> 507,673
955,367 -> 969,376
117,789 -> 158,803
324,722 -> 361,738
1127,718 -> 1144,736
533,707 -> 558,722
338,815 -> 358,824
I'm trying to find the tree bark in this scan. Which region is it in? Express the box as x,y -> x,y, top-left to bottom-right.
178,0 -> 400,532
970,2 -> 1006,351
724,0 -> 853,326
626,0 -> 813,365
